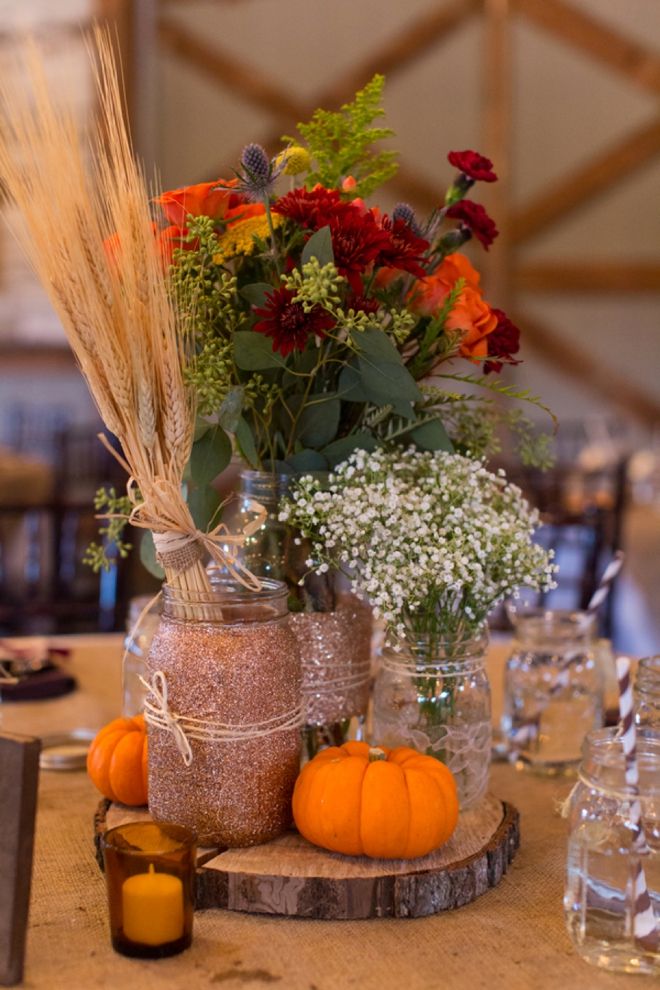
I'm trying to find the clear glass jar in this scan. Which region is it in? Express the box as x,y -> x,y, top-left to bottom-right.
564,728 -> 660,975
122,595 -> 162,717
371,629 -> 491,809
502,608 -> 603,773
146,578 -> 301,847
635,656 -> 660,733
236,469 -> 293,583
234,469 -> 372,757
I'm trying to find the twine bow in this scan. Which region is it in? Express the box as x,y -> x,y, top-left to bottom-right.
96,432 -> 268,591
142,671 -> 194,765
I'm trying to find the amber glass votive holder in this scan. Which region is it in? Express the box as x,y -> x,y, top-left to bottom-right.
101,822 -> 196,958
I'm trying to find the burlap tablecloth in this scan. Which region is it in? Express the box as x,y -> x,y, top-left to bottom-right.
3,635 -> 654,990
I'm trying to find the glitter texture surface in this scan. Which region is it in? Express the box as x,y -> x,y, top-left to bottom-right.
290,595 -> 372,725
147,614 -> 301,847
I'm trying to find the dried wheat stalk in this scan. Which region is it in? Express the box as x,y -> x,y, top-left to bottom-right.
0,29 -> 247,608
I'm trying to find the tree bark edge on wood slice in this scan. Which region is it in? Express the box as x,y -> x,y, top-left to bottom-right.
94,795 -> 520,920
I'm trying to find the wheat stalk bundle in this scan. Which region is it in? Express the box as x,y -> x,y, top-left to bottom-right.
0,30 -> 256,608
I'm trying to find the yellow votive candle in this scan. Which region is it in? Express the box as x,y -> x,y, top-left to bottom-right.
122,864 -> 184,946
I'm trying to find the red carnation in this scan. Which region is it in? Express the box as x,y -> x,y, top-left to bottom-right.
483,308 -> 521,374
377,217 -> 430,278
446,200 -> 499,250
253,287 -> 335,357
447,150 -> 498,183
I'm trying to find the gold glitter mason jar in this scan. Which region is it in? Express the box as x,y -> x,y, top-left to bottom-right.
145,578 -> 302,847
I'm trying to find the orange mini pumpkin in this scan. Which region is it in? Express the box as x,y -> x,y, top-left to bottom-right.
292,740 -> 459,859
86,715 -> 148,806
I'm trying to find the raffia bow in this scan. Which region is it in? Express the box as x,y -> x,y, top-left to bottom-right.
97,434 -> 267,590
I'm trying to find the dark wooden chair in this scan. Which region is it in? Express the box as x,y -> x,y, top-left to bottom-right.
493,458 -> 628,638
0,413 -> 132,636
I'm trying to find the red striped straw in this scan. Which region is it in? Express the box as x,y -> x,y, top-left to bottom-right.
588,551 -> 625,613
615,656 -> 659,951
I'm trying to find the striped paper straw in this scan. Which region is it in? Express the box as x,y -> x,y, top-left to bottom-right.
615,656 -> 659,951
588,551 -> 625,613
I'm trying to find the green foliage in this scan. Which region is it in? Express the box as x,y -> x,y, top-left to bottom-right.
83,487 -> 133,573
287,75 -> 398,198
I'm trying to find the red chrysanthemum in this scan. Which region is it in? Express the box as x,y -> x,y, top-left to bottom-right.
447,150 -> 498,183
446,200 -> 499,250
346,294 -> 380,315
377,217 -> 430,277
483,308 -> 521,374
326,209 -> 392,294
273,186 -> 348,230
253,287 -> 335,357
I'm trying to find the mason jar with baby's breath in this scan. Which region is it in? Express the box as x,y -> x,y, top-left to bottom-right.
282,447 -> 557,804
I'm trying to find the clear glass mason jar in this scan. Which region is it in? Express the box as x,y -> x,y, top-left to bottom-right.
234,468 -> 372,758
502,607 -> 603,773
122,595 -> 162,717
635,656 -> 660,733
371,629 -> 491,809
564,728 -> 660,975
146,578 -> 301,847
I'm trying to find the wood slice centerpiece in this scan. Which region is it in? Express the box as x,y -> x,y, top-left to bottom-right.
95,792 -> 519,919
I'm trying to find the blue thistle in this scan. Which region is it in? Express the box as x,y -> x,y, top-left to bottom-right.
393,202 -> 423,237
238,143 -> 285,201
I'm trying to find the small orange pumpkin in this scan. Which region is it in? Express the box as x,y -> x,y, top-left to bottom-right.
86,715 -> 148,806
292,740 -> 459,859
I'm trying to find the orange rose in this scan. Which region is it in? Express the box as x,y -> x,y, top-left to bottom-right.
446,286 -> 497,358
155,177 -> 248,227
407,252 -> 482,316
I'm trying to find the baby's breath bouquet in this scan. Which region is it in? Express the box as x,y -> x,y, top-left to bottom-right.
282,447 -> 556,805
281,447 -> 556,644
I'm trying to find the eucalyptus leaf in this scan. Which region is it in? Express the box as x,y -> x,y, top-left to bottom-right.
285,449 -> 328,471
301,225 -> 334,267
218,386 -> 245,433
189,425 -> 232,488
296,396 -> 341,448
187,485 -> 223,533
357,357 -> 421,403
235,416 -> 259,468
239,282 -> 274,308
337,362 -> 367,402
409,418 -> 454,452
322,432 -> 377,466
193,417 -> 211,441
234,331 -> 285,370
139,531 -> 164,580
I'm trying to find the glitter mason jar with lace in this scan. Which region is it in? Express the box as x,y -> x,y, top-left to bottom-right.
145,578 -> 301,847
235,468 -> 373,760
564,728 -> 660,976
371,629 -> 491,809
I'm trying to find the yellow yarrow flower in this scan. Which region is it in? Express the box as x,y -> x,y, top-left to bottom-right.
275,146 -> 311,176
213,214 -> 283,263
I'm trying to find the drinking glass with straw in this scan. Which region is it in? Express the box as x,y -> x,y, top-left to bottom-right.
563,655 -> 659,975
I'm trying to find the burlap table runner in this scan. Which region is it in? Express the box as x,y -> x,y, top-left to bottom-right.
5,635 -> 655,989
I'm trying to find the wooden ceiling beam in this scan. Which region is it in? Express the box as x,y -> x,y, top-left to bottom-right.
515,0 -> 660,96
512,308 -> 660,425
511,117 -> 660,244
516,261 -> 660,293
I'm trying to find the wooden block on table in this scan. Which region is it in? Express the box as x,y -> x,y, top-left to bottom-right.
0,733 -> 41,987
